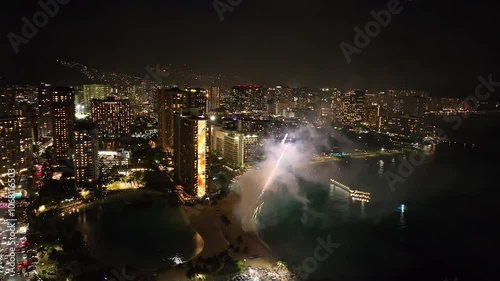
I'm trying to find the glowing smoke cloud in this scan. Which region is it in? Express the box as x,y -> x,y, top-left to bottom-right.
237,125 -> 391,234
248,134 -> 289,229
258,133 -> 288,198
238,130 -> 320,233
237,125 -> 359,233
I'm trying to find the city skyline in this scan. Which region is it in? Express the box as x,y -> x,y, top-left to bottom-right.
0,1 -> 498,280
2,0 -> 500,97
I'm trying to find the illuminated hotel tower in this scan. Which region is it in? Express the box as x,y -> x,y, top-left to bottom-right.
173,109 -> 210,198
51,87 -> 75,160
83,84 -> 112,108
208,86 -> 220,111
91,97 -> 131,139
185,88 -> 208,115
157,88 -> 208,151
74,122 -> 98,189
157,88 -> 185,150
0,116 -> 33,176
38,83 -> 52,138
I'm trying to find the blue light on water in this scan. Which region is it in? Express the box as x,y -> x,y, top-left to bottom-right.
396,204 -> 406,213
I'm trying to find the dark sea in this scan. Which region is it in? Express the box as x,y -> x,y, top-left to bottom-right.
66,191 -> 197,270
258,113 -> 500,281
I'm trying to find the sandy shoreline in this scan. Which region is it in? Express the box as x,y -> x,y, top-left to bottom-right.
61,189 -> 277,280
187,193 -> 277,264
159,192 -> 278,280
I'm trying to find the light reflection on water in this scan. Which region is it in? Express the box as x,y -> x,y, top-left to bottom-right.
378,159 -> 384,175
63,193 -> 197,270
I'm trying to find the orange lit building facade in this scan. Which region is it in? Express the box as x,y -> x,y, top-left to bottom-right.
173,111 -> 210,198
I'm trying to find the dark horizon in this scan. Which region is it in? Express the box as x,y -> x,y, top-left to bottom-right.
2,0 -> 500,97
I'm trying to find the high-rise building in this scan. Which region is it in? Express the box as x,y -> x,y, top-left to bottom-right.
382,114 -> 423,136
51,87 -> 75,160
83,84 -> 112,107
353,89 -> 367,123
208,86 -> 220,111
211,126 -> 259,167
364,104 -> 381,129
229,85 -> 265,112
320,95 -> 334,121
18,103 -> 38,143
3,85 -> 37,107
385,90 -> 430,116
91,97 -> 131,139
74,122 -> 98,189
38,83 -> 52,138
185,88 -> 208,115
0,116 -> 33,177
157,88 -> 208,150
0,90 -> 16,116
173,109 -> 210,198
74,85 -> 84,105
211,126 -> 226,154
275,102 -> 289,116
222,131 -> 259,168
157,88 -> 186,150
237,119 -> 273,136
335,91 -> 356,125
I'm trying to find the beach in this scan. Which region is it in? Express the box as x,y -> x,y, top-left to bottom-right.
158,193 -> 279,280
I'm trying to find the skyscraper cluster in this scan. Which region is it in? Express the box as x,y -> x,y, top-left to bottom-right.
0,78 -> 476,198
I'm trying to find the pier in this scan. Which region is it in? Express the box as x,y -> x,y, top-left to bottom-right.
330,179 -> 371,203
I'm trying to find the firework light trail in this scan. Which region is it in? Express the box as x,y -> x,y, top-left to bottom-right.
252,133 -> 289,225
258,133 -> 288,197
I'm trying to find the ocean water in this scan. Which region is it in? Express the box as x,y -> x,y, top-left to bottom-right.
258,113 -> 500,281
65,191 -> 197,270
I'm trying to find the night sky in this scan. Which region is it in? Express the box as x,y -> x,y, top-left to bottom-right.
2,0 -> 499,96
